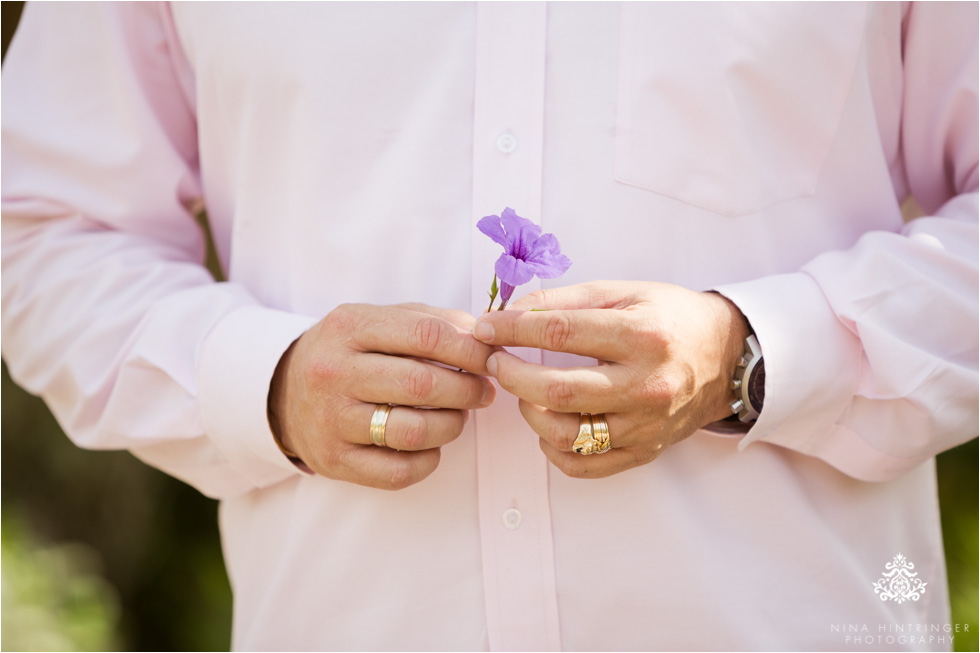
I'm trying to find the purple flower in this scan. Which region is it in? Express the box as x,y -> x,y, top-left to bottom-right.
478,208 -> 572,309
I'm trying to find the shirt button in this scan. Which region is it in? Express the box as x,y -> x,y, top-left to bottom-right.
495,132 -> 518,154
502,508 -> 522,530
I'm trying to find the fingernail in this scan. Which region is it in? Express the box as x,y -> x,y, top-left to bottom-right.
474,320 -> 494,342
486,354 -> 498,377
480,382 -> 495,407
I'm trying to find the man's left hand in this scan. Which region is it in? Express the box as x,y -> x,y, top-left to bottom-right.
472,281 -> 750,478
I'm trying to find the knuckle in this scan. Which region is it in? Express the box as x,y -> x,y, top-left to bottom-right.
558,457 -> 588,479
466,335 -> 494,363
637,373 -> 675,408
543,313 -> 573,351
660,374 -> 686,402
305,357 -> 343,388
317,439 -> 345,471
547,449 -> 572,474
399,415 -> 428,450
630,314 -> 669,345
405,366 -> 435,403
450,309 -> 477,330
446,412 -> 467,439
464,379 -> 484,407
324,303 -> 358,333
551,421 -> 577,451
586,284 -> 606,308
528,288 -> 548,303
413,317 -> 441,355
521,288 -> 550,308
629,320 -> 664,353
440,307 -> 475,331
622,447 -> 647,469
545,376 -> 576,411
387,464 -> 417,491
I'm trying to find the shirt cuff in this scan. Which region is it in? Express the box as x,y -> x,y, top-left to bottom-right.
711,272 -> 862,460
198,304 -> 318,488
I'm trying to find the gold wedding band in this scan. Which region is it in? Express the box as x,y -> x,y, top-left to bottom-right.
590,413 -> 611,454
572,413 -> 593,454
370,404 -> 393,447
572,412 -> 611,455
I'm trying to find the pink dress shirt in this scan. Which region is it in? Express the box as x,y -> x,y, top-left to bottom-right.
2,2 -> 977,650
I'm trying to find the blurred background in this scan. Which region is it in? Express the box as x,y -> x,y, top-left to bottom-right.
1,2 -> 977,651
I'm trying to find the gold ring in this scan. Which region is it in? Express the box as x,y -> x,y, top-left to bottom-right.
370,404 -> 392,447
590,413 -> 611,454
572,413 -> 596,455
573,413 -> 611,455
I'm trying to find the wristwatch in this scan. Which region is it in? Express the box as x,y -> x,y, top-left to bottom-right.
730,334 -> 765,422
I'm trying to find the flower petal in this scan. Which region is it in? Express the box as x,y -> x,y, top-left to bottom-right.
499,207 -> 537,235
522,231 -> 572,278
494,253 -> 537,286
524,252 -> 572,279
530,232 -> 562,255
477,214 -> 511,248
499,207 -> 541,256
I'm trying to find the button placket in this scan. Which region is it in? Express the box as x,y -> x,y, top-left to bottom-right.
470,3 -> 561,651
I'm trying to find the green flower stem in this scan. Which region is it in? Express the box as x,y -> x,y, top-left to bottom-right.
486,274 -> 499,314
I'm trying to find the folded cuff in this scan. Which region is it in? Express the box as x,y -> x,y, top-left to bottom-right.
712,271 -> 862,460
198,304 -> 318,488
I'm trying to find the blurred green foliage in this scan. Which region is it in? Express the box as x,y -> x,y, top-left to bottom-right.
1,364 -> 233,651
937,442 -> 980,652
3,512 -> 120,651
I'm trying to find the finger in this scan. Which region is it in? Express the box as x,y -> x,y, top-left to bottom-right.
538,438 -> 654,479
393,303 -> 478,332
487,350 -> 634,413
340,402 -> 468,451
507,281 -> 638,312
473,308 -> 633,360
347,353 -> 495,409
518,400 -> 638,452
518,401 -> 581,450
349,305 -> 495,375
330,446 -> 442,491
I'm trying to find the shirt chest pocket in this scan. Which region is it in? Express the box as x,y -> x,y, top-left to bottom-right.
615,2 -> 868,217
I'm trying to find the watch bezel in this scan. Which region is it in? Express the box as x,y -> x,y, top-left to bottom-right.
736,335 -> 762,422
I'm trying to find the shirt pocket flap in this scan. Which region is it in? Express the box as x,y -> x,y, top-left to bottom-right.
615,2 -> 868,216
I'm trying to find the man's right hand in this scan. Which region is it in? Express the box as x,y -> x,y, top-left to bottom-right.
268,303 -> 497,490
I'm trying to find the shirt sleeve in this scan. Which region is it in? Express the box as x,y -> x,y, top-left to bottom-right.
713,2 -> 978,482
1,2 -> 316,499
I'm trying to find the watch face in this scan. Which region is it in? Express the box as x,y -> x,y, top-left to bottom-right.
747,359 -> 766,413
